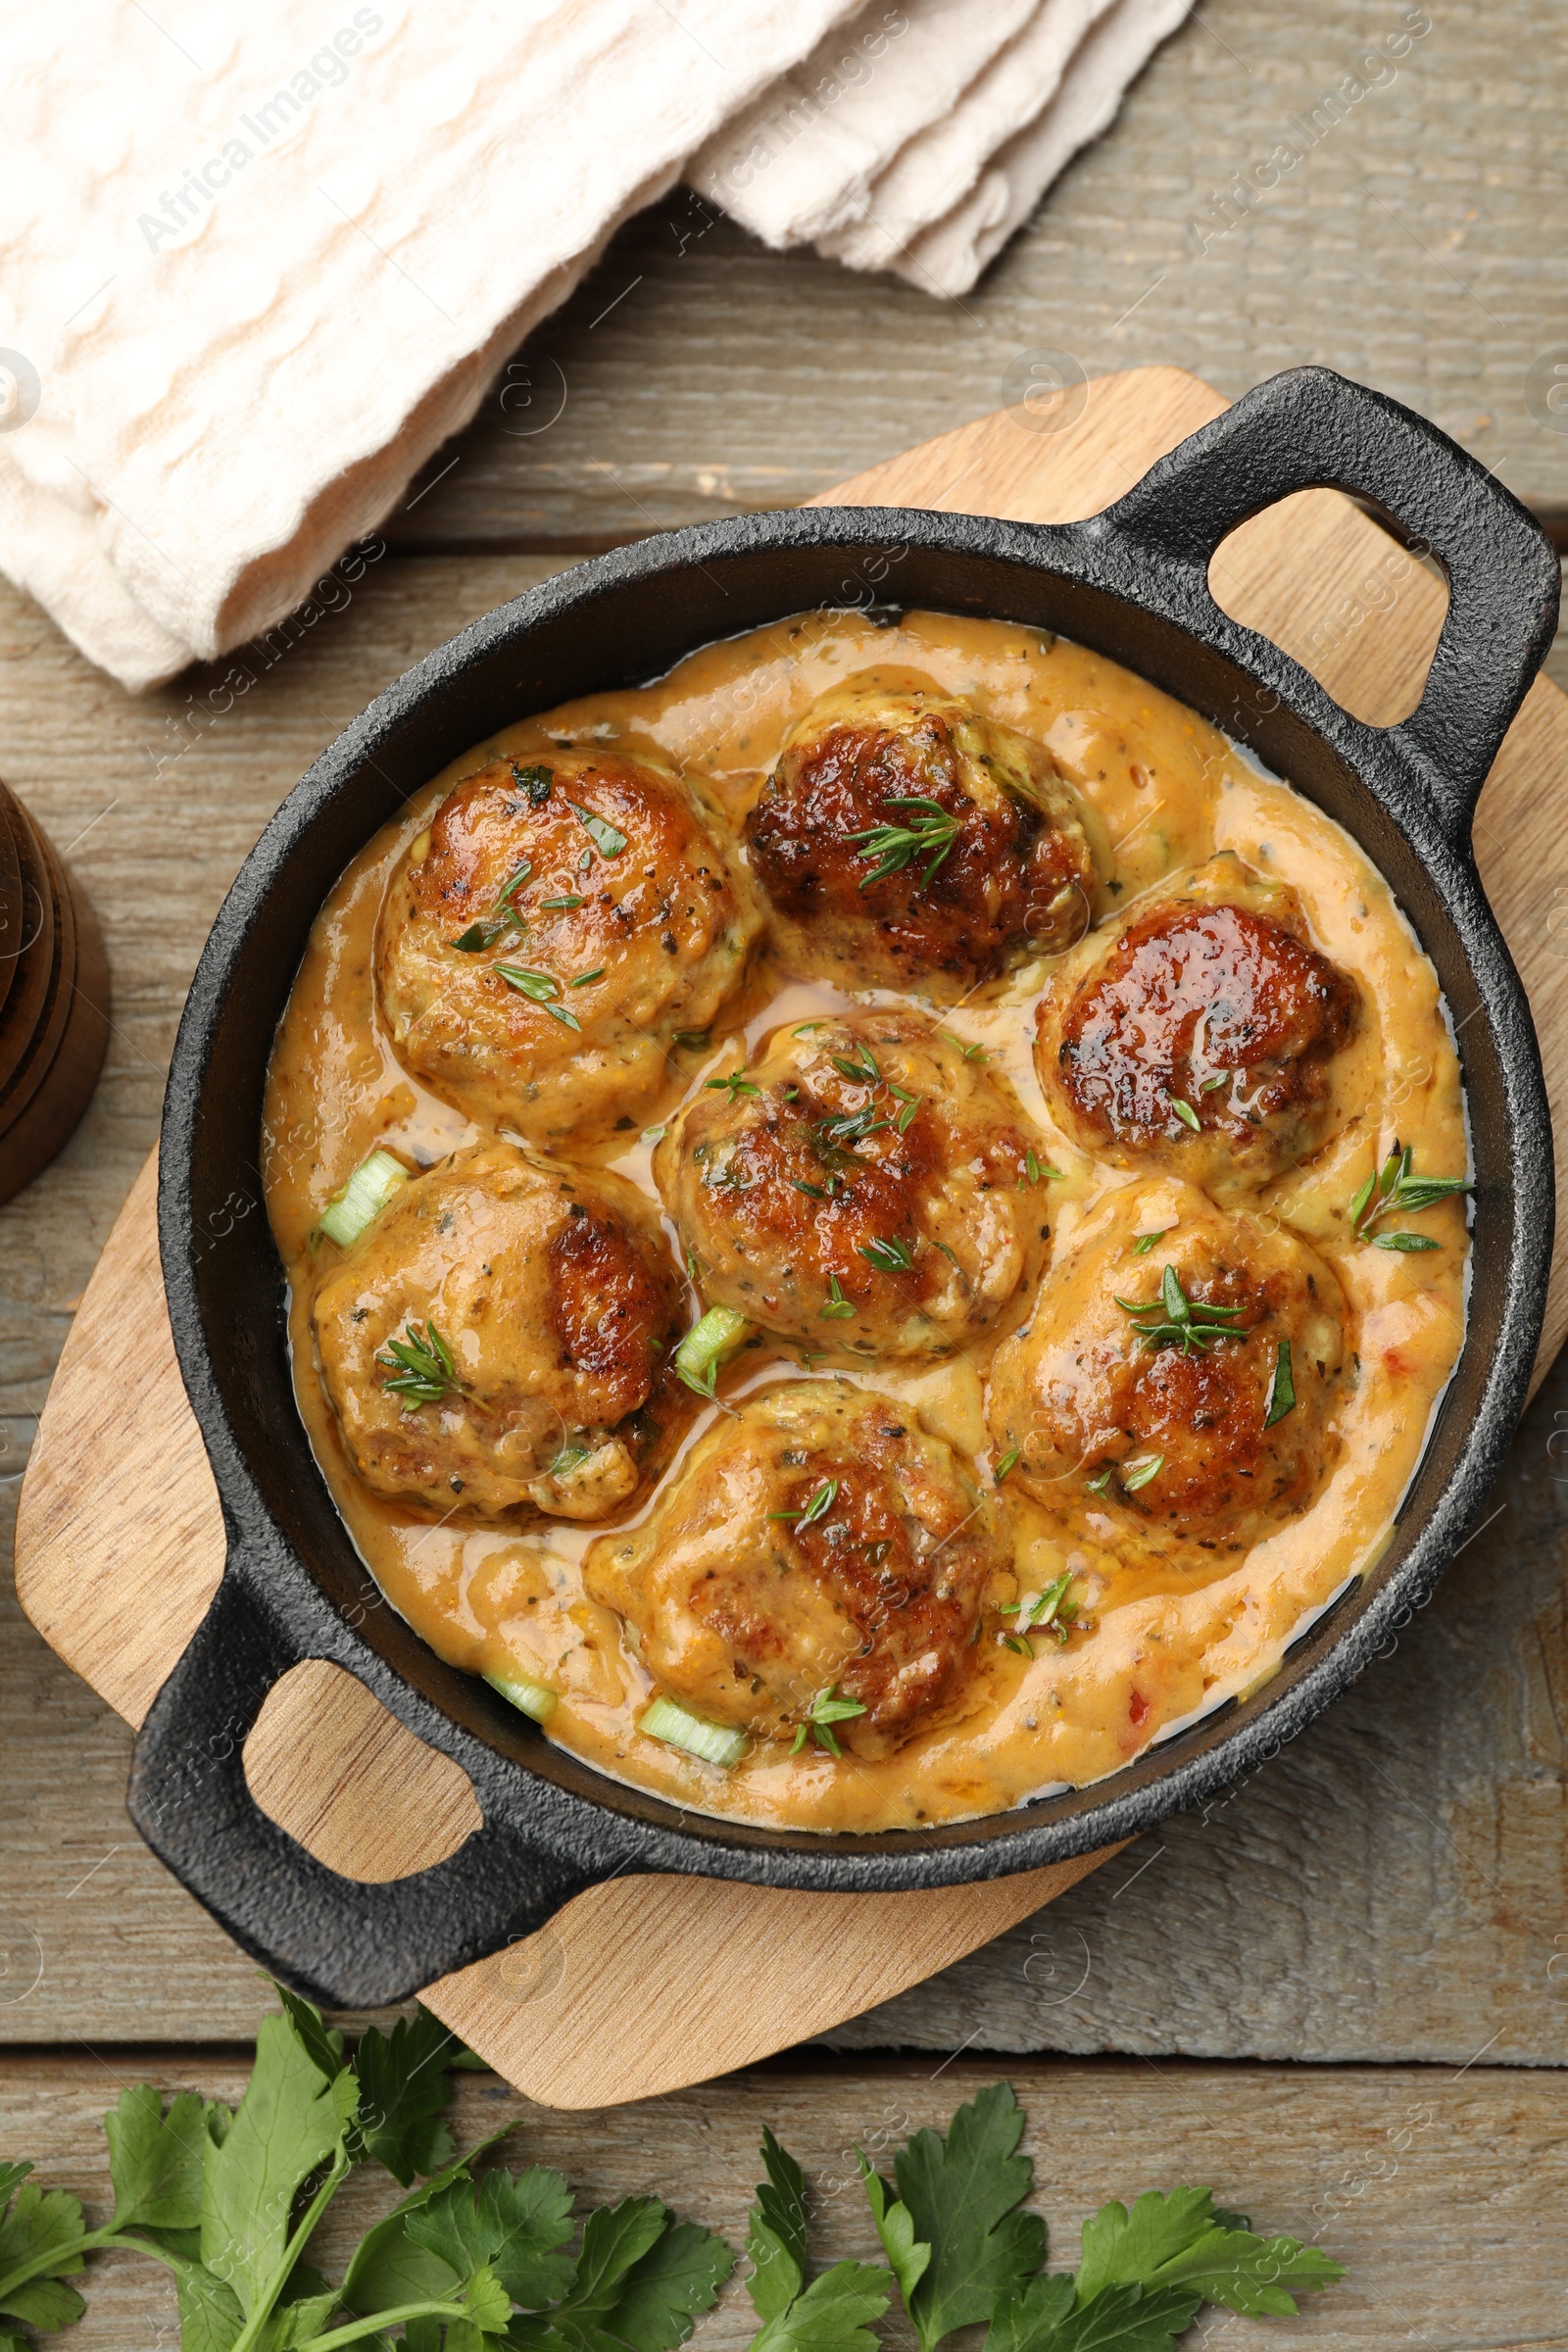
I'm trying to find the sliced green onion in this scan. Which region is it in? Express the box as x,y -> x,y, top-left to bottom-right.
641,1694 -> 749,1769
485,1668 -> 558,1724
318,1149 -> 409,1249
673,1303 -> 751,1396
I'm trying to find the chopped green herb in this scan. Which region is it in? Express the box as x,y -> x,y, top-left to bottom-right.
1200,1072 -> 1229,1093
642,1124 -> 666,1145
821,1275 -> 857,1320
791,1683 -> 868,1757
539,893 -> 584,909
376,1318 -> 463,1406
859,1234 -> 915,1273
793,1020 -> 829,1035
850,795 -> 962,889
543,1003 -> 581,1030
793,1179 -> 828,1199
451,907 -> 525,953
1121,1451 -> 1165,1493
1263,1339 -> 1296,1427
1132,1228 -> 1173,1255
942,1032 -> 986,1061
1116,1264 -> 1250,1354
994,1447 -> 1020,1485
1085,1467 -> 1113,1494
495,963 -> 559,1002
1350,1142 -> 1471,1248
672,1028 -> 710,1050
832,1047 -> 882,1087
1000,1571 -> 1076,1645
1171,1097 -> 1201,1132
569,965 -> 606,988
769,1479 -> 839,1527
511,759 -> 553,803
568,801 -> 628,858
673,1304 -> 752,1397
707,1069 -> 762,1102
897,1096 -> 921,1133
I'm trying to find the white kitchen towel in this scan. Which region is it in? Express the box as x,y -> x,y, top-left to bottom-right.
0,0 -> 1189,691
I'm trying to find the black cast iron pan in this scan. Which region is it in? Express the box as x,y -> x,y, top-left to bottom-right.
136,366 -> 1560,2008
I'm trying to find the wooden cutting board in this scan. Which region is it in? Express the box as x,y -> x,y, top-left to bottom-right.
16,367 -> 1568,2109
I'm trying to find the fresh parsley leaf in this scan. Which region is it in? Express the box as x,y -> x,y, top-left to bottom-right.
747,2129 -> 807,2322
752,2260 -> 893,2352
1142,2227 -> 1343,2317
1075,2187 -> 1226,2301
405,2164 -> 575,2309
172,2258 -> 246,2352
992,2278 -> 1200,2350
339,2127 -> 519,2318
103,2083 -> 207,2230
887,2083 -> 1046,2351
511,2194 -> 727,2352
350,2007 -> 459,2185
858,2157 -> 930,2313
0,2170 -> 87,2336
200,2010 -> 350,2320
597,2217 -> 734,2351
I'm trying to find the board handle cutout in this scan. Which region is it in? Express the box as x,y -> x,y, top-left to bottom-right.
1098,364 -> 1561,844
126,1564 -> 595,2009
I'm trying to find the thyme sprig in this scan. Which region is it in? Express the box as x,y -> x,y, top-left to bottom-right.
999,1571 -> 1078,1654
851,795 -> 962,889
1115,1263 -> 1250,1353
375,1318 -> 464,1405
1349,1141 -> 1471,1251
792,1683 -> 869,1756
769,1479 -> 839,1527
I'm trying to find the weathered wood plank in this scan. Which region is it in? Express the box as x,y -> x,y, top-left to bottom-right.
1,2054 -> 1563,2352
384,0 -> 1568,550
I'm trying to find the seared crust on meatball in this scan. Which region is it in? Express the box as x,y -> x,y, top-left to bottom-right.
585,1381 -> 1005,1754
378,750 -> 763,1147
655,1014 -> 1049,1362
987,1181 -> 1346,1548
312,1141 -> 692,1522
1036,853 -> 1358,1197
745,677 -> 1101,998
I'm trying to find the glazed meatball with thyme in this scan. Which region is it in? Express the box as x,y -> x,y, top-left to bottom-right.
585,1382 -> 1007,1756
987,1181 -> 1346,1549
745,677 -> 1102,998
655,1014 -> 1050,1362
312,1142 -> 692,1523
1035,852 -> 1359,1197
378,749 -> 763,1148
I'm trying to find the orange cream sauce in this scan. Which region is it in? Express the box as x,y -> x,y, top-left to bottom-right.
262,608 -> 1469,1832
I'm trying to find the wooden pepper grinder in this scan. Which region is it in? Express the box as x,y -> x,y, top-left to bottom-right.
0,779 -> 110,1206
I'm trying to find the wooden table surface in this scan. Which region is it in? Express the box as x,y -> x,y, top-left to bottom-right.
4,2 -> 1567,2340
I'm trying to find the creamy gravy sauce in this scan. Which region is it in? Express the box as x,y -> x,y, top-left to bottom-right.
262,609 -> 1468,1832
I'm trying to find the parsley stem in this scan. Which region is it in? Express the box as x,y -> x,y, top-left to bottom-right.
293,2301 -> 472,2352
230,2149 -> 352,2352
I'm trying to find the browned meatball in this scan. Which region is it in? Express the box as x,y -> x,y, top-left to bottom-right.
745,678 -> 1101,998
1035,854 -> 1358,1197
585,1381 -> 1006,1755
312,1141 -> 692,1522
987,1182 -> 1346,1549
655,1014 -> 1049,1362
378,750 -> 762,1147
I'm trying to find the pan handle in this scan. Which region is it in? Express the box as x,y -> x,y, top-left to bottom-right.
126,1557 -> 598,2009
1097,365 -> 1560,844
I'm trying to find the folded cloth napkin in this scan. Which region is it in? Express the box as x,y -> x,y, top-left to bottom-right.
0,0 -> 1189,690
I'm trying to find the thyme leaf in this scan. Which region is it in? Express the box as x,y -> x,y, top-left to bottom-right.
850,795 -> 962,890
